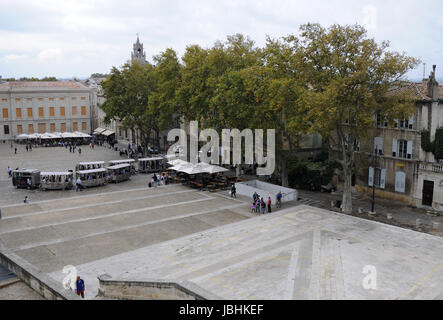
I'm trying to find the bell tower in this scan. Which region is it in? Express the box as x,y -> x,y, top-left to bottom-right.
131,34 -> 147,65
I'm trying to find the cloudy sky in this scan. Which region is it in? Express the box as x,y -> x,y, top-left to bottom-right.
1,0 -> 442,80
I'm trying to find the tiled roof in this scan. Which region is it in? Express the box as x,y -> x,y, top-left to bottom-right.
413,80 -> 443,100
386,80 -> 443,101
0,81 -> 88,90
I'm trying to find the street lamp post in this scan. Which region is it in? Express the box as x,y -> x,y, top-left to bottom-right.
370,149 -> 379,214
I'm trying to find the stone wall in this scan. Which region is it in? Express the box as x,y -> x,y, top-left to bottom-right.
97,275 -> 220,300
235,180 -> 298,203
0,243 -> 80,300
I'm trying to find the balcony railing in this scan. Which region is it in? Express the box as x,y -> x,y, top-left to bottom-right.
419,162 -> 443,173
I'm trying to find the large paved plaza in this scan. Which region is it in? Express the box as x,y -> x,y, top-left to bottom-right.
0,144 -> 442,300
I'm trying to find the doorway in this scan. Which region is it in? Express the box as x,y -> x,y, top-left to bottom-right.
422,180 -> 434,206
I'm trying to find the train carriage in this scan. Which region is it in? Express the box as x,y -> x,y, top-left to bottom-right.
75,168 -> 107,188
40,172 -> 74,190
108,159 -> 136,174
106,164 -> 131,183
12,169 -> 41,189
138,157 -> 165,173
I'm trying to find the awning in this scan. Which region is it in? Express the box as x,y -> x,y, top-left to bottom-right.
101,130 -> 115,136
93,127 -> 106,134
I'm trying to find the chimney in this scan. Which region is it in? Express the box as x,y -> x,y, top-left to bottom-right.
427,65 -> 439,101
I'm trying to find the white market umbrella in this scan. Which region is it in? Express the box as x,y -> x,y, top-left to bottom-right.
205,165 -> 229,174
16,134 -> 30,140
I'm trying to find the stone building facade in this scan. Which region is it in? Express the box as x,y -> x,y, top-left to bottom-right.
354,66 -> 443,211
0,81 -> 94,141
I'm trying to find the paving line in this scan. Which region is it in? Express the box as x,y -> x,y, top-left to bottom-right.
2,194 -> 215,236
2,189 -> 196,220
395,263 -> 443,300
12,202 -> 245,252
1,184 -> 183,209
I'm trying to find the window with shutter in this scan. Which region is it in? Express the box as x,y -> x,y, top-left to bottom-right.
380,169 -> 386,189
374,137 -> 384,155
408,115 -> 414,130
392,138 -> 397,157
407,141 -> 413,159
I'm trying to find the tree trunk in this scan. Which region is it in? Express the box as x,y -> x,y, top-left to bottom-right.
277,149 -> 289,187
280,155 -> 288,187
342,166 -> 353,213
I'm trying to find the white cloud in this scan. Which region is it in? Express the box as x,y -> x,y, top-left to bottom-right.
0,0 -> 442,78
1,54 -> 28,62
363,5 -> 377,30
37,48 -> 63,63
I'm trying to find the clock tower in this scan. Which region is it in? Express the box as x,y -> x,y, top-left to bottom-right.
131,34 -> 147,65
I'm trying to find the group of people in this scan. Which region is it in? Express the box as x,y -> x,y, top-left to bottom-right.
67,143 -> 81,154
251,191 -> 283,214
148,173 -> 169,187
251,192 -> 272,214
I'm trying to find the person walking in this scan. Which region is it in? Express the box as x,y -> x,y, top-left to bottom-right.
78,148 -> 81,155
267,196 -> 272,213
261,197 -> 266,215
75,276 -> 85,299
76,177 -> 82,192
152,174 -> 158,187
26,145 -> 29,152
7,166 -> 12,177
276,191 -> 282,208
230,184 -> 236,198
24,196 -> 30,204
14,147 -> 17,154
